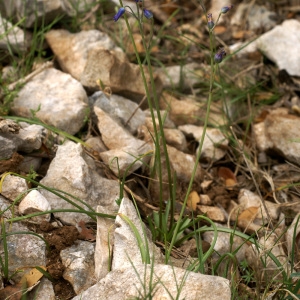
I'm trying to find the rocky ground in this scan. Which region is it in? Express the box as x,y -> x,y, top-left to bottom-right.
1,0 -> 300,299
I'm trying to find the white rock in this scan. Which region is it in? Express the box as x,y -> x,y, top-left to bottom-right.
144,110 -> 176,128
19,156 -> 42,173
245,233 -> 290,281
91,91 -> 145,135
0,117 -> 20,134
159,92 -> 202,126
60,240 -> 96,295
231,3 -> 277,31
203,228 -> 248,264
238,189 -> 280,221
0,222 -> 46,283
197,205 -> 226,222
28,278 -> 55,300
0,135 -> 18,159
40,141 -> 120,225
85,136 -> 107,153
155,63 -> 202,89
179,124 -> 228,163
256,19 -> 300,76
0,122 -> 44,159
95,106 -> 148,151
60,0 -> 96,16
80,47 -> 159,102
167,145 -> 202,184
73,264 -> 231,300
253,110 -> 300,164
163,128 -> 187,152
0,174 -> 28,201
16,123 -> 44,153
95,106 -> 151,176
11,68 -> 89,135
45,29 -> 123,81
0,195 -> 13,219
95,206 -> 115,281
0,0 -> 63,28
18,190 -> 51,222
100,148 -> 144,177
112,198 -> 163,270
0,15 -> 32,52
285,213 -> 300,258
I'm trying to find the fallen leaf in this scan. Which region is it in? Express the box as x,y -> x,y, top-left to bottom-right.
187,191 -> 200,211
218,167 -> 237,188
237,207 -> 261,233
78,220 -> 96,242
24,266 -> 46,287
0,277 -> 27,300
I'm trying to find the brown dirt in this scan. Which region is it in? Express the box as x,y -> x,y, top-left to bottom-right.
39,221 -> 80,299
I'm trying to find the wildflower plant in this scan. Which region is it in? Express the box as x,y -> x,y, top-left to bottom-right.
114,0 -> 175,249
113,0 -> 235,263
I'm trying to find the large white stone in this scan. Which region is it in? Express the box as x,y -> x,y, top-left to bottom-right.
40,141 -> 120,225
18,190 -> 51,222
11,68 -> 88,135
73,264 -> 231,300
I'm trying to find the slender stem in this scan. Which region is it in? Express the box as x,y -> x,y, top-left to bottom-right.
166,25 -> 217,263
138,19 -> 175,232
119,0 -> 173,239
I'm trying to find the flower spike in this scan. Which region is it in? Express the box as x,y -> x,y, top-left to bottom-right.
214,48 -> 226,64
143,9 -> 153,19
221,5 -> 234,14
113,7 -> 125,22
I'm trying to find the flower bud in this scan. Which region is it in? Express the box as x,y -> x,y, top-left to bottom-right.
221,5 -> 233,14
143,9 -> 153,19
113,7 -> 125,22
207,13 -> 214,30
214,48 -> 226,63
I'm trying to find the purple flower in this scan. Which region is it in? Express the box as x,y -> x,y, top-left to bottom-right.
221,5 -> 233,14
135,0 -> 143,2
143,9 -> 153,19
214,48 -> 226,63
113,7 -> 125,22
207,13 -> 214,30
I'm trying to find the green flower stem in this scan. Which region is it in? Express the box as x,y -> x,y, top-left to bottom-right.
166,26 -> 217,263
138,18 -> 175,231
119,0 -> 174,237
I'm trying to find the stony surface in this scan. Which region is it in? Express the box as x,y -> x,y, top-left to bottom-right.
60,240 -> 96,295
0,121 -> 44,159
253,109 -> 300,165
1,174 -> 28,201
0,222 -> 46,283
179,124 -> 228,164
91,91 -> 145,135
0,15 -> 32,52
94,206 -> 115,281
112,197 -> 163,270
18,189 -> 51,222
40,140 -> 120,225
11,68 -> 89,135
73,264 -> 231,300
1,2 -> 300,299
45,29 -> 124,81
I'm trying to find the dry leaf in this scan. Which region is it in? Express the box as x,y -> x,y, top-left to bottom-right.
218,167 -> 237,188
78,220 -> 96,242
237,207 -> 261,233
187,191 -> 200,211
24,266 -> 46,287
0,277 -> 27,300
